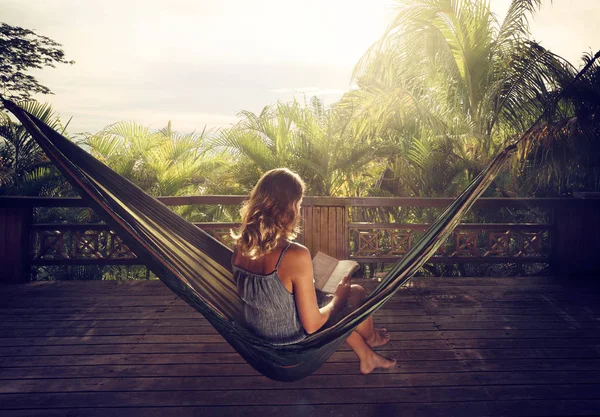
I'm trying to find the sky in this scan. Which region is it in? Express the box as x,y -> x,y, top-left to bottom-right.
2,0 -> 600,134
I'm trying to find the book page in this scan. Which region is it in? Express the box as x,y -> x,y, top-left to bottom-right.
321,260 -> 359,293
312,252 -> 338,291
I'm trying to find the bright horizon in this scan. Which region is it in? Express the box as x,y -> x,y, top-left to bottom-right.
2,0 -> 600,134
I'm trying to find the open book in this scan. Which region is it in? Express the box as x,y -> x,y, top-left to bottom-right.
312,251 -> 359,293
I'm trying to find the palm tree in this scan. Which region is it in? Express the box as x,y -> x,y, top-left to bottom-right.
514,52 -> 600,195
85,121 -> 212,194
346,0 -> 570,196
287,97 -> 394,196
0,101 -> 71,195
214,98 -> 394,196
210,102 -> 299,191
84,120 -> 235,221
82,121 -> 160,191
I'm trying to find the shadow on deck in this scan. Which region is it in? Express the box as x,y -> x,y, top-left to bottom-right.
0,277 -> 599,417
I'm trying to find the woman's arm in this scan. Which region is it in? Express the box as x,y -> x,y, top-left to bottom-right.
286,245 -> 350,334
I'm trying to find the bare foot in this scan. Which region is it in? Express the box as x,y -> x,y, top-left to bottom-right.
360,352 -> 397,375
367,328 -> 390,348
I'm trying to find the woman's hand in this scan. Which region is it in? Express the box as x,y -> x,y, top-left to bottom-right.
287,245 -> 351,333
333,275 -> 351,309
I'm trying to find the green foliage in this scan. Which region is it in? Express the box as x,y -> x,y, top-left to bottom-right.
213,98 -> 394,196
0,101 -> 71,195
513,52 -> 600,195
8,1 -> 598,201
84,121 -> 212,195
83,120 -> 238,221
0,22 -> 74,101
342,0 -> 585,198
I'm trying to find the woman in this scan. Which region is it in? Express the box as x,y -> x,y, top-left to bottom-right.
231,168 -> 396,375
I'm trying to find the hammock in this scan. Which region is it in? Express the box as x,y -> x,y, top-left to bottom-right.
2,97 -> 515,381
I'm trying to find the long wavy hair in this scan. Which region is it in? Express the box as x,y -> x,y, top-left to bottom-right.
232,168 -> 305,259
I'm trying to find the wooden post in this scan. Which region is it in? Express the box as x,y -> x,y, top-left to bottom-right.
299,205 -> 347,259
552,198 -> 600,276
0,206 -> 32,284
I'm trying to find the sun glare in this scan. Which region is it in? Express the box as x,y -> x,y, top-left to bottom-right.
129,0 -> 390,68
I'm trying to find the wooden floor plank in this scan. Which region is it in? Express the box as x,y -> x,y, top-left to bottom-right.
2,384 -> 600,409
0,349 -> 462,367
0,337 -> 597,356
2,370 -> 600,393
0,277 -> 598,417
3,319 -> 597,332
4,305 -> 595,317
0,386 -> 497,408
2,346 -> 598,368
0,360 -> 469,379
3,358 -> 600,380
1,327 -> 597,340
2,400 -> 600,417
449,338 -> 600,349
0,338 -> 449,356
0,320 -> 436,332
2,311 -> 597,322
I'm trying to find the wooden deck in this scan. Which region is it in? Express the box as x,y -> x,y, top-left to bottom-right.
0,277 -> 599,416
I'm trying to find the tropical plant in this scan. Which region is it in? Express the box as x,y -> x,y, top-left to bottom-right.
0,22 -> 74,100
83,120 -> 236,221
0,101 -> 71,195
346,0 -> 571,197
214,97 -> 394,196
85,121 -> 204,194
210,102 -> 299,191
514,52 -> 600,195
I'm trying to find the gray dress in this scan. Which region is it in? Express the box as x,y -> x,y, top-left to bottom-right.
233,243 -> 307,345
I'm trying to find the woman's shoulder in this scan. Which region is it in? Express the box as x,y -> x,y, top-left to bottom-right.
285,241 -> 310,257
279,241 -> 312,271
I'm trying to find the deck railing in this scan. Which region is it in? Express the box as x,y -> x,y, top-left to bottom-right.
1,195 -> 599,282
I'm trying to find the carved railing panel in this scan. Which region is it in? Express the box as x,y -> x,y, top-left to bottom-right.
30,223 -> 240,266
3,195 -> 598,281
4,197 -> 559,275
31,225 -> 136,264
348,224 -> 550,262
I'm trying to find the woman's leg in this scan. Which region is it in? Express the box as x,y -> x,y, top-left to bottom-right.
345,285 -> 396,374
346,331 -> 397,375
347,285 -> 390,347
